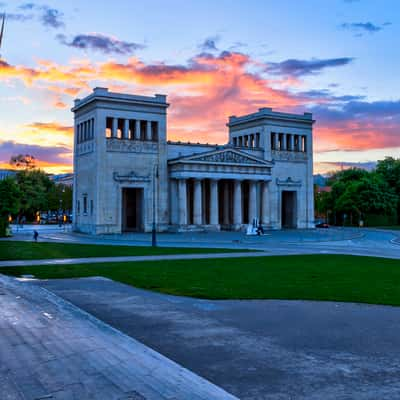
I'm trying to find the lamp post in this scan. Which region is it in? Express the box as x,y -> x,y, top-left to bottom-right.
151,164 -> 158,247
58,186 -> 65,227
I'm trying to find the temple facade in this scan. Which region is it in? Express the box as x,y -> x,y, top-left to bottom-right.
72,87 -> 315,234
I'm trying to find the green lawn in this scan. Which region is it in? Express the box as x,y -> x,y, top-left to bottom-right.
3,254 -> 400,306
374,226 -> 400,231
0,241 -> 241,261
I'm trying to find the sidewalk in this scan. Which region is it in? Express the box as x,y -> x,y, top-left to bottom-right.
0,274 -> 238,400
0,251 -> 271,268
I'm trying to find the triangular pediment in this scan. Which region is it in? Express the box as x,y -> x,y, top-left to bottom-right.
169,147 -> 272,167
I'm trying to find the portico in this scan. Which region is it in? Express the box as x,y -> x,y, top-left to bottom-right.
168,148 -> 272,230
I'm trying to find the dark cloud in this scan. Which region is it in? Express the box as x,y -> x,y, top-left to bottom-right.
298,89 -> 365,102
57,33 -> 145,55
2,12 -> 33,21
340,21 -> 390,35
41,7 -> 64,28
0,140 -> 70,164
2,4 -> 64,28
199,36 -> 219,52
267,57 -> 354,77
309,99 -> 400,124
18,3 -> 36,10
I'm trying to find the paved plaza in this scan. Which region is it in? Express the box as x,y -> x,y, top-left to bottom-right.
35,276 -> 400,400
0,274 -> 237,400
4,224 -> 400,260
0,227 -> 399,399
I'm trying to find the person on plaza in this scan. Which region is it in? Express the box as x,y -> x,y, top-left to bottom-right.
33,230 -> 39,242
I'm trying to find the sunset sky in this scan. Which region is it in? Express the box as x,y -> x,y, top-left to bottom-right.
0,0 -> 399,174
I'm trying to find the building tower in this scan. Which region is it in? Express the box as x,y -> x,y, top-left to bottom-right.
72,87 -> 169,234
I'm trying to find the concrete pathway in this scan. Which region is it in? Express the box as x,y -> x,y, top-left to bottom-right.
0,251 -> 272,268
0,274 -> 237,400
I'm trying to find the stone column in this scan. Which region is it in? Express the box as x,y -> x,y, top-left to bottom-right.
178,179 -> 187,225
223,182 -> 230,225
261,181 -> 270,225
135,119 -> 141,140
193,179 -> 202,225
170,179 -> 178,224
249,180 -> 257,224
289,134 -> 294,151
233,180 -> 242,226
281,134 -> 286,150
123,119 -> 129,139
112,118 -> 118,138
146,121 -> 152,141
210,179 -> 219,225
274,133 -> 279,150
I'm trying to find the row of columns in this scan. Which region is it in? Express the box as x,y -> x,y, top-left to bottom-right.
232,133 -> 260,148
107,117 -> 158,141
175,178 -> 270,226
77,118 -> 94,144
271,132 -> 307,152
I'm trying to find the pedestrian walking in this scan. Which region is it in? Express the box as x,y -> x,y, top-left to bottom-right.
33,230 -> 39,242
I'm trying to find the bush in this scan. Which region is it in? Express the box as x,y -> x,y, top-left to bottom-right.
364,213 -> 398,227
0,218 -> 8,237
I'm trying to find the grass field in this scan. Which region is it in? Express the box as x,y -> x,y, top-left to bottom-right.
0,241 -> 241,261
3,254 -> 400,306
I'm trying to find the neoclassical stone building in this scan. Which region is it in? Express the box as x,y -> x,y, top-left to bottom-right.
72,87 -> 314,234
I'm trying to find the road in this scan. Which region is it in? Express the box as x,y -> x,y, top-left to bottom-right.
4,225 -> 400,260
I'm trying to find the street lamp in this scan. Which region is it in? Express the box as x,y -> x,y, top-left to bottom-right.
152,164 -> 158,247
59,186 -> 65,227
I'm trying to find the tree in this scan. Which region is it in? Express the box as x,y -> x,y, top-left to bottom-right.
47,183 -> 73,212
9,154 -> 36,170
0,177 -> 21,236
333,172 -> 396,225
376,157 -> 400,223
0,177 -> 21,217
16,169 -> 53,218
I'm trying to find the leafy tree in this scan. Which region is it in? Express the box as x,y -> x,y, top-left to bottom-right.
376,157 -> 400,223
16,169 -> 53,218
332,171 -> 396,225
0,177 -> 21,217
0,177 -> 21,236
9,154 -> 36,170
47,183 -> 73,211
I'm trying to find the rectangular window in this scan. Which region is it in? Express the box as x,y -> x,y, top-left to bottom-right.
83,195 -> 88,214
271,132 -> 276,150
77,200 -> 80,215
151,121 -> 158,141
105,117 -> 113,138
90,199 -> 94,215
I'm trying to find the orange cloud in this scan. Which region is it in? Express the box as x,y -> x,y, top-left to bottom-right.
1,51 -> 399,174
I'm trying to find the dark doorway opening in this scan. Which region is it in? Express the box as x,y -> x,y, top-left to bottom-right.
281,190 -> 297,228
122,188 -> 143,232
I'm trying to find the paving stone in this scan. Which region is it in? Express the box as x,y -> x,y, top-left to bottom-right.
0,274 -> 238,400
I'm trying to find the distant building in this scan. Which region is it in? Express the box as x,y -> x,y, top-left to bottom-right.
51,173 -> 74,187
72,87 -> 315,234
0,169 -> 16,180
